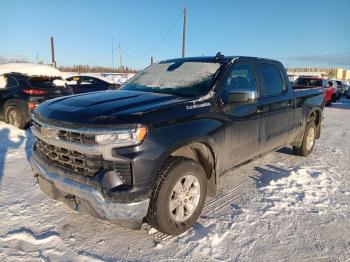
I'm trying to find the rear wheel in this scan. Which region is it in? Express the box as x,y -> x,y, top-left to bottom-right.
6,106 -> 26,129
147,157 -> 207,235
293,121 -> 316,157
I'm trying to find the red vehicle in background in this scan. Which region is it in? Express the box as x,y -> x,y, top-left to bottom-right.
293,77 -> 337,106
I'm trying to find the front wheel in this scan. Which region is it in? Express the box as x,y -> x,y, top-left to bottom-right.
147,157 -> 207,235
293,121 -> 316,157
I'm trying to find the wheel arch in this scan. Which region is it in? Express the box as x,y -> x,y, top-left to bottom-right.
168,141 -> 218,197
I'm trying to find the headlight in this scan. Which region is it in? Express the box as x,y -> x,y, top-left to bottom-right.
95,127 -> 147,147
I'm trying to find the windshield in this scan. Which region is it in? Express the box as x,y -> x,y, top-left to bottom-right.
294,78 -> 323,87
121,61 -> 221,97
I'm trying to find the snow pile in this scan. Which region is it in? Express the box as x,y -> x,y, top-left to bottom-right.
168,166 -> 341,261
0,63 -> 62,77
260,168 -> 335,214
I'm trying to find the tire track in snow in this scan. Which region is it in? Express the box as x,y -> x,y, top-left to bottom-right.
0,227 -> 60,245
147,151 -> 304,242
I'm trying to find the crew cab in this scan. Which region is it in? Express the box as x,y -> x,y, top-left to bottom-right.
293,76 -> 336,106
30,55 -> 324,235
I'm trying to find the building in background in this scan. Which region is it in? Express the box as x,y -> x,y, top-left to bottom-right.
287,67 -> 350,82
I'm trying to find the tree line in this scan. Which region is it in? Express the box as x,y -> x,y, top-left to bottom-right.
58,65 -> 138,73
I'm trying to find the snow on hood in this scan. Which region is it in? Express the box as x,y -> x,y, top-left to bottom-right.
0,63 -> 62,77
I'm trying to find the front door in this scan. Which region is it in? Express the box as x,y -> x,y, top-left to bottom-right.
217,63 -> 268,173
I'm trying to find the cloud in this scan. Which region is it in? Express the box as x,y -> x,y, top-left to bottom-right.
289,52 -> 350,68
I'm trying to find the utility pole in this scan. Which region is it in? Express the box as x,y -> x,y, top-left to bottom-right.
119,44 -> 124,74
182,6 -> 187,58
151,56 -> 154,65
112,37 -> 115,72
50,36 -> 56,67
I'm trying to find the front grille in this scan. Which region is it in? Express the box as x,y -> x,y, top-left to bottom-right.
35,138 -> 102,176
32,120 -> 96,145
57,130 -> 95,144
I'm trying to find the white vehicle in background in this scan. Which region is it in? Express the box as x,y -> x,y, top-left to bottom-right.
101,73 -> 136,85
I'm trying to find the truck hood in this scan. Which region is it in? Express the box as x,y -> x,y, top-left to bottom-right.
35,90 -> 192,126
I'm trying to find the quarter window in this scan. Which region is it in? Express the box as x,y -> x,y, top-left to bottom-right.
257,64 -> 284,96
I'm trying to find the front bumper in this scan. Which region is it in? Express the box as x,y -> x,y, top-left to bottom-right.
30,156 -> 150,222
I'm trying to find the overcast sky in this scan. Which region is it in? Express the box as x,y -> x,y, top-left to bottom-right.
1,0 -> 349,69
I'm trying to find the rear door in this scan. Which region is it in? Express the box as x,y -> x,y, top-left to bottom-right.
218,62 -> 268,172
255,63 -> 295,153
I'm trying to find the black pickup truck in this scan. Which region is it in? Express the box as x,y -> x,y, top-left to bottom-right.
30,55 -> 324,235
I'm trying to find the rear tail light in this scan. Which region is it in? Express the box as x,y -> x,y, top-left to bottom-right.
28,102 -> 38,111
23,89 -> 48,95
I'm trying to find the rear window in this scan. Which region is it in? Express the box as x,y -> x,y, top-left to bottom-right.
29,77 -> 64,88
294,78 -> 323,87
256,63 -> 284,96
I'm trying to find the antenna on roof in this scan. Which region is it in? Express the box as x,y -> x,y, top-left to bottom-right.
215,52 -> 224,60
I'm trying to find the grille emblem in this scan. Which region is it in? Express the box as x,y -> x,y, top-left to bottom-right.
41,126 -> 58,139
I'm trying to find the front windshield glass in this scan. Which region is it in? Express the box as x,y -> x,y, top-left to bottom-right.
121,61 -> 221,97
294,78 -> 323,87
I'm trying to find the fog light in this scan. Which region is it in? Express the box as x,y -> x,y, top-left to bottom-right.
101,171 -> 124,192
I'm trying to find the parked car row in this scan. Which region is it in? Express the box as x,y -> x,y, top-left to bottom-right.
293,76 -> 349,106
0,63 -> 123,129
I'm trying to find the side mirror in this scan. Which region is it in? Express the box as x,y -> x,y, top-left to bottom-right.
228,90 -> 257,103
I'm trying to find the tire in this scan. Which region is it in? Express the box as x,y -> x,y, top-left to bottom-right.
5,106 -> 26,129
147,157 -> 207,235
293,121 -> 316,157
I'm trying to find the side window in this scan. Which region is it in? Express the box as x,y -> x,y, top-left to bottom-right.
4,76 -> 19,88
223,64 -> 257,93
80,77 -> 98,86
257,64 -> 284,96
328,81 -> 333,87
323,79 -> 328,88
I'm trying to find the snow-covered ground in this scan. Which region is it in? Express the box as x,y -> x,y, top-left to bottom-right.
0,98 -> 350,261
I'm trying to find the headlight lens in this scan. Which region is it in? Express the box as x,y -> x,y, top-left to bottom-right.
95,127 -> 147,147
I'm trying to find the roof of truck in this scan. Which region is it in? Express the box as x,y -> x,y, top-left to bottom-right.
161,55 -> 280,64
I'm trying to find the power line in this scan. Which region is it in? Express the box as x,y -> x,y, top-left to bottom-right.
87,9 -> 183,65
121,11 -> 183,59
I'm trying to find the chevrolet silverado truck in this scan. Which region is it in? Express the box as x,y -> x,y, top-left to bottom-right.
30,55 -> 324,235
